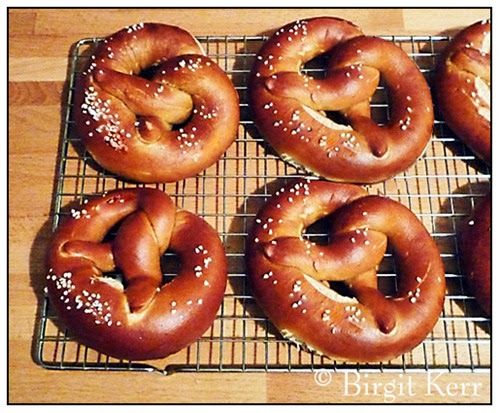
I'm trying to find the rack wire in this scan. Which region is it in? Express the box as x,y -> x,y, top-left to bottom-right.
34,34 -> 491,374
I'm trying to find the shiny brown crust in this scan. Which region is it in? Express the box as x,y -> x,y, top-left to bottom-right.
246,179 -> 445,362
435,20 -> 491,163
74,23 -> 239,183
248,17 -> 434,183
458,193 -> 491,315
46,188 -> 227,360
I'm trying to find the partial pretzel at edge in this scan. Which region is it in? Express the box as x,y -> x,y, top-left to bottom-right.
435,20 -> 491,163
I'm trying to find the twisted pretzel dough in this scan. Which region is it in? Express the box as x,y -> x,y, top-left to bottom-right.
248,17 -> 434,183
435,20 -> 490,163
459,193 -> 491,315
246,179 -> 445,361
46,188 -> 227,360
74,22 -> 239,182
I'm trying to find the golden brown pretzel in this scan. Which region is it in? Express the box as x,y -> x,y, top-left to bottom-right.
435,20 -> 490,163
74,22 -> 239,182
45,188 -> 227,360
248,18 -> 434,183
458,193 -> 491,315
246,179 -> 445,361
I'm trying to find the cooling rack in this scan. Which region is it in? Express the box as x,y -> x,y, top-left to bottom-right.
34,34 -> 491,374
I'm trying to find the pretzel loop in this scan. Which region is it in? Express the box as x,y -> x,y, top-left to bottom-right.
246,179 -> 445,361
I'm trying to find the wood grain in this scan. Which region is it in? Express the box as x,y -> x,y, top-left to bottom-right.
8,10 -> 36,35
403,9 -> 490,34
31,8 -> 405,36
9,8 -> 491,404
9,82 -> 64,106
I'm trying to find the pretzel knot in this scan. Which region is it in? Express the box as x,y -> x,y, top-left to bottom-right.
246,180 -> 445,362
435,20 -> 490,163
74,22 -> 239,183
46,188 -> 227,360
249,17 -> 434,183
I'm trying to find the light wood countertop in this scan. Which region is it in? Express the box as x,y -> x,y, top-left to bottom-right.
9,8 -> 491,403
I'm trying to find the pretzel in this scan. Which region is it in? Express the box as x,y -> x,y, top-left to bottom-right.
246,179 -> 445,361
248,17 -> 434,184
458,193 -> 491,315
45,188 -> 227,360
74,22 -> 239,183
435,20 -> 490,163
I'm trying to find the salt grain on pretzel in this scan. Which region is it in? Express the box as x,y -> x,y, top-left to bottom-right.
435,20 -> 491,163
46,188 -> 227,360
74,23 -> 239,182
249,17 -> 434,183
246,179 -> 445,362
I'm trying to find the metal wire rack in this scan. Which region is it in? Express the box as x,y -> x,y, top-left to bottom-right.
34,34 -> 491,374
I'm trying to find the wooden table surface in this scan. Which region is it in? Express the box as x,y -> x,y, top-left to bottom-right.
9,8 -> 491,403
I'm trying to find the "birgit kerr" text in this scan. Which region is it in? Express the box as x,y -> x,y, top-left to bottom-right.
313,369 -> 484,402
343,371 -> 482,402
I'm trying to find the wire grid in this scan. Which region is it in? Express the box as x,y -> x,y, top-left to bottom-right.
34,34 -> 491,374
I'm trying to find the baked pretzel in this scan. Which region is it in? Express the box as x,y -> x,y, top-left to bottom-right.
45,188 -> 227,360
435,20 -> 490,163
246,179 -> 445,361
74,22 -> 239,183
248,17 -> 434,183
458,193 -> 491,315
